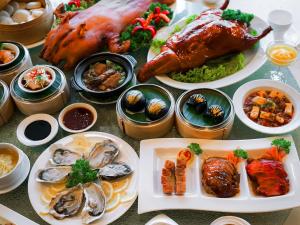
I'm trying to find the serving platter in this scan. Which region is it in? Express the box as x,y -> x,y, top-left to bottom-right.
138,135 -> 300,213
0,204 -> 39,225
28,132 -> 139,225
147,15 -> 271,90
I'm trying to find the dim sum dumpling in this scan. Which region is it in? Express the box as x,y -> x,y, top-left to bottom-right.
12,9 -> 31,23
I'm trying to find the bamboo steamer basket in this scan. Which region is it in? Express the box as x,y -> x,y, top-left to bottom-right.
0,80 -> 14,127
0,0 -> 53,45
175,88 -> 235,140
0,0 -> 12,10
10,65 -> 70,115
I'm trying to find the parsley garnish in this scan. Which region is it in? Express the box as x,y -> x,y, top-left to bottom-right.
272,138 -> 291,154
222,9 -> 254,26
188,143 -> 202,155
66,159 -> 98,188
234,148 -> 248,159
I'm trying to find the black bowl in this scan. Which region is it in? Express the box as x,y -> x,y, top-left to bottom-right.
72,52 -> 137,98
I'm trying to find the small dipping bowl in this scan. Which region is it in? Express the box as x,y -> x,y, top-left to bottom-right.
0,143 -> 25,190
116,84 -> 175,140
268,9 -> 293,40
210,216 -> 250,225
16,114 -> 58,147
18,65 -> 56,93
175,88 -> 235,139
58,103 -> 97,133
0,43 -> 20,67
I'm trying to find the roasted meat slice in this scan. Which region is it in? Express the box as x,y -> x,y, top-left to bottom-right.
161,160 -> 175,194
137,0 -> 272,82
202,157 -> 240,198
246,159 -> 289,197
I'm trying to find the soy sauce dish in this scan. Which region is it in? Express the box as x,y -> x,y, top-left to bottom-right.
16,114 -> 58,147
58,103 -> 97,133
73,52 -> 136,98
116,84 -> 175,140
175,88 -> 235,139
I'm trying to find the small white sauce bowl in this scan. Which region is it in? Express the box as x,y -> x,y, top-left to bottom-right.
58,103 -> 98,133
16,114 -> 58,147
0,143 -> 25,190
233,79 -> 300,134
210,216 -> 250,225
0,43 -> 20,66
18,65 -> 56,93
268,9 -> 293,40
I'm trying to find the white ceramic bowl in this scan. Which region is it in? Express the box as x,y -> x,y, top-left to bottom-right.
18,65 -> 56,93
210,216 -> 250,225
233,79 -> 300,134
16,114 -> 59,147
0,143 -> 25,190
0,43 -> 20,66
58,103 -> 97,133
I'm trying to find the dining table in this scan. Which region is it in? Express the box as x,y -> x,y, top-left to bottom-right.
0,0 -> 300,224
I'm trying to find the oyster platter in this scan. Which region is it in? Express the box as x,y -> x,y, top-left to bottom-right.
0,0 -> 300,224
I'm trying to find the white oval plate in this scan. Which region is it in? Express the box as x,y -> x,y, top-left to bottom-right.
147,15 -> 271,90
233,79 -> 300,134
28,131 -> 139,225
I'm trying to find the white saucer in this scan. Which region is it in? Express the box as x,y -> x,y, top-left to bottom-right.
145,214 -> 179,225
0,153 -> 31,194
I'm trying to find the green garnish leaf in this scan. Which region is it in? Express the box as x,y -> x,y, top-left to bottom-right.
188,143 -> 202,155
222,9 -> 254,26
151,39 -> 166,54
66,159 -> 98,188
234,148 -> 248,159
272,138 -> 291,154
185,14 -> 197,25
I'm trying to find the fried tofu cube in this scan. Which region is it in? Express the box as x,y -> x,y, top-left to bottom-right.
252,96 -> 267,105
250,106 -> 260,119
276,115 -> 285,124
260,111 -> 275,121
284,103 -> 293,116
269,90 -> 278,98
257,90 -> 267,97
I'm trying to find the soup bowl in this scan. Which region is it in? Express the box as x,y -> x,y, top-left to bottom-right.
0,143 -> 25,190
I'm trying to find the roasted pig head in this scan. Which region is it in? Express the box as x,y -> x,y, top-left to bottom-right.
138,0 -> 272,82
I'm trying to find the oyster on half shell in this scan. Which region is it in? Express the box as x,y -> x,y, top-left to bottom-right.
50,148 -> 82,166
82,182 -> 106,224
98,162 -> 133,181
49,184 -> 84,219
87,139 -> 119,169
36,166 -> 72,183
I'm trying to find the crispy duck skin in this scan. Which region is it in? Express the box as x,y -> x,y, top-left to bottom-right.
246,159 -> 289,197
161,160 -> 175,194
137,0 -> 272,82
41,0 -> 152,70
202,157 -> 240,198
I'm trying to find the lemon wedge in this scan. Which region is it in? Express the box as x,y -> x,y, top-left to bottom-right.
101,181 -> 114,202
120,191 -> 137,203
111,178 -> 129,193
40,194 -> 52,205
106,193 -> 121,212
49,183 -> 66,193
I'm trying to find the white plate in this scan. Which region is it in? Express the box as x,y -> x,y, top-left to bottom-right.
147,15 -> 270,90
28,132 -> 139,225
145,214 -> 179,225
0,153 -> 30,194
0,204 -> 39,225
138,135 -> 300,213
233,79 -> 300,134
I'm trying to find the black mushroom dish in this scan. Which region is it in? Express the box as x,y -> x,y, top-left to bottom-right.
72,52 -> 136,98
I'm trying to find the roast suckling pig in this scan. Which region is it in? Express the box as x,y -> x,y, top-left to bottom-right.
41,0 -> 154,69
246,159 -> 289,197
137,0 -> 272,82
201,157 -> 240,198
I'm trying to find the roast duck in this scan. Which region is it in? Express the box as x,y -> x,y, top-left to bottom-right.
246,158 -> 289,197
40,0 -> 174,69
202,157 -> 240,198
137,0 -> 272,82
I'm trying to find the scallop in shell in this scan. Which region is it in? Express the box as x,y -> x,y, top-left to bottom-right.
50,148 -> 82,166
82,183 -> 106,224
87,140 -> 119,169
98,162 -> 133,181
36,166 -> 71,183
49,184 -> 84,219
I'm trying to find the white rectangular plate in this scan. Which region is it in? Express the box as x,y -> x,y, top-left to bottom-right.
0,204 -> 39,225
138,135 -> 300,214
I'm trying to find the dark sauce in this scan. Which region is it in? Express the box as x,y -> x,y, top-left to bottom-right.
24,120 -> 52,141
63,107 -> 93,130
